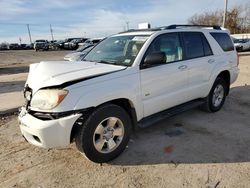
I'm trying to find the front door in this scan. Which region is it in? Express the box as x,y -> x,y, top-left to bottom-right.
140,33 -> 189,118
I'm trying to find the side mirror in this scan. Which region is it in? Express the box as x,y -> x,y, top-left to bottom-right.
143,52 -> 166,67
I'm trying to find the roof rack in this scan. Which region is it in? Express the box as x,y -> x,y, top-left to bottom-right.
163,24 -> 221,30
118,24 -> 222,34
118,28 -> 161,34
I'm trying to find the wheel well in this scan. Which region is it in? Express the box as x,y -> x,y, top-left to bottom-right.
217,70 -> 230,95
70,98 -> 138,142
106,99 -> 138,130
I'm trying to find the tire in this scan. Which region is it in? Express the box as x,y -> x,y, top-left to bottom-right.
201,77 -> 227,112
75,104 -> 132,163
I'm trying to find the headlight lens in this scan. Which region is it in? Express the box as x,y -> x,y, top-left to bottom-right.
30,89 -> 68,110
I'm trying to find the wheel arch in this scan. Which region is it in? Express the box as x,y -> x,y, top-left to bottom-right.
70,98 -> 138,142
103,98 -> 138,130
217,70 -> 230,95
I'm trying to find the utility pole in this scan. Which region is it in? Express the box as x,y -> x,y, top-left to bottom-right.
27,24 -> 32,44
126,21 -> 129,30
50,24 -> 54,41
222,0 -> 228,28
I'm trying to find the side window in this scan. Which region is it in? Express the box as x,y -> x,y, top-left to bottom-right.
146,33 -> 183,64
201,34 -> 213,56
210,32 -> 234,52
182,32 -> 204,59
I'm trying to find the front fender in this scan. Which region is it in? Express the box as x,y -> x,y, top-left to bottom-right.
72,75 -> 143,120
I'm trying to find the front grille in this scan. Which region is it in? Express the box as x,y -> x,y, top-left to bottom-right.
23,85 -> 32,110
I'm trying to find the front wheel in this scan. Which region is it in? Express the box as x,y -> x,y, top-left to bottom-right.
75,104 -> 132,163
201,77 -> 227,112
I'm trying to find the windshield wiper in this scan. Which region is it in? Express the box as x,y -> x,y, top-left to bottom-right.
98,60 -> 129,67
82,59 -> 96,62
98,60 -> 112,64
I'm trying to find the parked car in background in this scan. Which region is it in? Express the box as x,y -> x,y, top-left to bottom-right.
78,38 -> 104,48
56,38 -> 76,49
9,43 -> 20,50
64,45 -> 94,61
34,40 -> 49,51
55,40 -> 66,49
48,40 -> 59,50
20,44 -> 28,49
64,38 -> 84,49
20,44 -> 33,50
233,38 -> 250,52
68,38 -> 89,50
0,43 -> 9,50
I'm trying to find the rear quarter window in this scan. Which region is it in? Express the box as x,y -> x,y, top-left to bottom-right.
210,32 -> 234,52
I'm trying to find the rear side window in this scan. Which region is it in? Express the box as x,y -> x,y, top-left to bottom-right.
201,34 -> 213,56
210,32 -> 234,52
182,32 -> 210,59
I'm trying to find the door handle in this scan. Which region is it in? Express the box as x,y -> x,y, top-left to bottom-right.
208,59 -> 215,64
178,65 -> 187,70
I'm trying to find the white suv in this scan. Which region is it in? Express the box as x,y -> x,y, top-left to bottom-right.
19,25 -> 239,163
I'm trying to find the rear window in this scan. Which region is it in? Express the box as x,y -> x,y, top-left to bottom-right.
210,32 -> 234,52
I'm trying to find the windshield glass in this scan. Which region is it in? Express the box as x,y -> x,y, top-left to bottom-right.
83,35 -> 149,66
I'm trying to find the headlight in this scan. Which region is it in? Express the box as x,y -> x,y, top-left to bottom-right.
30,89 -> 68,110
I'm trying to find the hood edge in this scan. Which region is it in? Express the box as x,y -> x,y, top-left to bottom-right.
39,68 -> 126,90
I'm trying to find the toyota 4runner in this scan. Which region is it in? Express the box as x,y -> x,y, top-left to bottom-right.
19,25 -> 239,163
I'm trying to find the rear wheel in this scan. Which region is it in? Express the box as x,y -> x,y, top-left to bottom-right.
201,77 -> 227,112
75,104 -> 132,163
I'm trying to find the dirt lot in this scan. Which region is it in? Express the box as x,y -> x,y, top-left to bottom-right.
0,50 -> 67,66
0,51 -> 250,188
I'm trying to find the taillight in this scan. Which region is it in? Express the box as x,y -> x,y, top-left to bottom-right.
237,53 -> 239,66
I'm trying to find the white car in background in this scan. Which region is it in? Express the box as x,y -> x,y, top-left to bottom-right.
233,38 -> 250,51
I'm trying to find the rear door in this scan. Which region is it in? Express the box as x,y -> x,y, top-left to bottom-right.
181,32 -> 215,100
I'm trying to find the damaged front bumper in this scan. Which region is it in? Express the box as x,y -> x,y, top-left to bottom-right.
18,107 -> 82,148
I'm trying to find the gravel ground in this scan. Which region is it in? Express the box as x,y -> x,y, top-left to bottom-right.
0,51 -> 250,188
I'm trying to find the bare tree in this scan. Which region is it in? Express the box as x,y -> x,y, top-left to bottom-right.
188,3 -> 250,34
188,10 -> 223,26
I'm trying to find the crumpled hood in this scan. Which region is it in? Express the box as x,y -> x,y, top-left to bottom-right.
26,61 -> 126,92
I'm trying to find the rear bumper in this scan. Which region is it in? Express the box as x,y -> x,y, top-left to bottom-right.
18,108 -> 81,148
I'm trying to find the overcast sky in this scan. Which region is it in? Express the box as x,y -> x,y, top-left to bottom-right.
0,0 -> 248,43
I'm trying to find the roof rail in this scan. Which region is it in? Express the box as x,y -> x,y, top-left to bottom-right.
118,28 -> 161,34
118,24 -> 222,34
163,24 -> 221,30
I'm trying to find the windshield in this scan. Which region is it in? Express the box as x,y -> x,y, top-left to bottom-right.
83,35 -> 149,66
